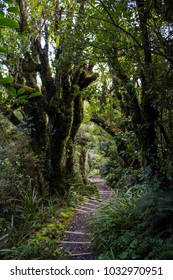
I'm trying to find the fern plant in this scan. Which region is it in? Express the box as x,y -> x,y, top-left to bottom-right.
137,184 -> 173,237
89,176 -> 173,260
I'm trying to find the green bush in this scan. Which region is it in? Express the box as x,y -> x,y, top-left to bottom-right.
0,117 -> 49,253
90,175 -> 173,260
0,199 -> 75,259
3,238 -> 63,260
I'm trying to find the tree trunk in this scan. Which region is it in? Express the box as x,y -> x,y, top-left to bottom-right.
136,0 -> 159,168
24,99 -> 48,155
7,0 -> 99,196
66,95 -> 84,178
48,95 -> 74,194
79,145 -> 88,184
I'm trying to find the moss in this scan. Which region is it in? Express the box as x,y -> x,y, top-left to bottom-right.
66,94 -> 84,178
60,212 -> 74,219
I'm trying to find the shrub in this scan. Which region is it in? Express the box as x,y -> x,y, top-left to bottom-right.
0,116 -> 49,254
89,175 -> 173,260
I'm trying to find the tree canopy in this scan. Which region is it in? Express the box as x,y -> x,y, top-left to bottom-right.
1,0 -> 173,260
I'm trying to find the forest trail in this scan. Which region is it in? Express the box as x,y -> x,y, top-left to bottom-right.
59,176 -> 114,260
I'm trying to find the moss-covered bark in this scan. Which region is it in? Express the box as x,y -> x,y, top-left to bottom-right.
79,149 -> 87,184
7,1 -> 98,195
136,0 -> 159,168
24,99 -> 48,155
65,65 -> 98,181
78,138 -> 88,184
66,95 -> 84,178
48,97 -> 74,194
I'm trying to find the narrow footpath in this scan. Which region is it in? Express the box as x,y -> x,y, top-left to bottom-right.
59,176 -> 114,260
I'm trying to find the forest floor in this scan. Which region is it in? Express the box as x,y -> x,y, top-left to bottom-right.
59,176 -> 114,259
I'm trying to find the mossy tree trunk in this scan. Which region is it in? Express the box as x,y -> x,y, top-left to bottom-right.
17,54 -> 97,195
8,1 -> 98,195
136,0 -> 159,170
65,65 -> 98,181
48,98 -> 74,194
65,95 -> 84,179
108,12 -> 158,171
78,138 -> 88,184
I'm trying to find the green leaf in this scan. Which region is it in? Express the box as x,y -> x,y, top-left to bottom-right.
18,95 -> 28,100
17,88 -> 25,95
17,99 -> 28,104
37,5 -> 43,16
0,46 -> 8,53
7,7 -> 19,14
60,212 -> 73,219
0,11 -> 4,18
120,251 -> 129,259
8,87 -> 16,95
56,35 -> 60,48
4,0 -> 13,4
130,239 -> 138,248
30,92 -> 42,98
0,77 -> 13,84
17,95 -> 29,104
0,17 -> 19,28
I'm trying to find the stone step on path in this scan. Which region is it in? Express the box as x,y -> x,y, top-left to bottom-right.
60,203 -> 96,259
79,205 -> 95,211
85,201 -> 100,207
59,177 -> 114,260
59,241 -> 91,254
70,252 -> 94,260
62,231 -> 92,242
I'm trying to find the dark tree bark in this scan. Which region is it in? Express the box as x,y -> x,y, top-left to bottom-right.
65,64 -> 98,180
78,137 -> 88,184
8,0 -> 98,195
66,95 -> 84,178
136,0 -> 159,167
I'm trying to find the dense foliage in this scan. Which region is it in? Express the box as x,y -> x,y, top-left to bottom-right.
1,0 -> 173,259
90,174 -> 173,259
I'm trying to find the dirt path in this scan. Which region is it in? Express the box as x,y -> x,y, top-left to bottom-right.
59,176 -> 114,260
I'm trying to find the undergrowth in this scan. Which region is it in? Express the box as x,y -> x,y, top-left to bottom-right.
90,173 -> 173,260
0,180 -> 96,259
0,116 -> 98,259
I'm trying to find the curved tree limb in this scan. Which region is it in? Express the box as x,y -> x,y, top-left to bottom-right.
90,114 -> 122,138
